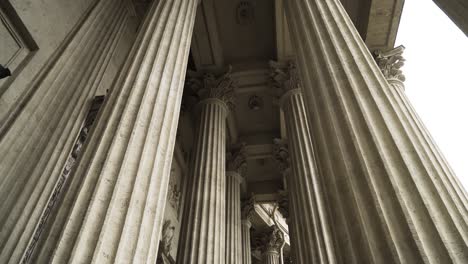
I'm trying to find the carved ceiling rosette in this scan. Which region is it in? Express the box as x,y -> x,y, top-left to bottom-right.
185,66 -> 237,111
374,45 -> 406,82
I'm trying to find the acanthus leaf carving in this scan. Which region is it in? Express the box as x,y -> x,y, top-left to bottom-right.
269,60 -> 301,94
273,138 -> 290,173
186,66 -> 236,110
261,226 -> 285,253
374,45 -> 406,82
241,195 -> 256,220
277,190 -> 289,219
226,143 -> 247,177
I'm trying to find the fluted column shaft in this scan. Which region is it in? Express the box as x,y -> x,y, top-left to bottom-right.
177,98 -> 229,264
261,227 -> 284,264
263,250 -> 279,264
386,73 -> 468,211
0,0 -> 132,263
29,0 -> 198,262
285,0 -> 468,263
241,219 -> 252,264
262,226 -> 284,264
226,171 -> 243,264
433,0 -> 468,36
279,89 -> 337,264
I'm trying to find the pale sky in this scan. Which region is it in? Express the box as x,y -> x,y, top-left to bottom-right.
395,1 -> 468,190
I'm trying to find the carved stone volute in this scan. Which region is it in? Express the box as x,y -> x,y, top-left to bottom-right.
186,66 -> 236,111
241,195 -> 256,221
277,190 -> 289,219
226,143 -> 248,177
374,45 -> 406,82
273,138 -> 290,173
269,60 -> 301,93
261,226 -> 285,253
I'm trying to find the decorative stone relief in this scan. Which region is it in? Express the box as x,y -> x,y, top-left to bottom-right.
226,143 -> 248,176
277,190 -> 289,219
161,220 -> 176,256
236,1 -> 255,25
186,66 -> 237,110
167,170 -> 181,216
269,60 -> 301,93
272,138 -> 290,173
241,195 -> 256,221
373,45 -> 406,82
261,226 -> 285,253
21,96 -> 105,264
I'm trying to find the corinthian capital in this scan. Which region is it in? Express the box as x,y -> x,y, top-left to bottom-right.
273,138 -> 290,173
241,195 -> 256,221
261,226 -> 285,253
269,60 -> 301,93
277,190 -> 289,219
374,45 -> 406,82
226,143 -> 247,176
186,66 -> 236,110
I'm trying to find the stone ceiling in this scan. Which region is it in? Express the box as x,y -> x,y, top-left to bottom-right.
182,0 -> 404,197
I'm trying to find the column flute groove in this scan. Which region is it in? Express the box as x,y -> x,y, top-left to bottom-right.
259,226 -> 284,264
374,46 -> 468,230
0,0 -> 132,263
177,70 -> 235,264
225,145 -> 247,264
241,197 -> 254,264
27,0 -> 198,262
284,0 -> 468,263
271,61 -> 338,264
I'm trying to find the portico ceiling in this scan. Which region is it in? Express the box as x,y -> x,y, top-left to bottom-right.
191,0 -> 404,69
186,0 -> 404,194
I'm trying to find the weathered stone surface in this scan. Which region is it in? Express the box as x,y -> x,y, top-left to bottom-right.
225,144 -> 247,264
241,197 -> 255,264
271,61 -> 338,263
0,0 -> 95,124
260,226 -> 284,264
0,0 -> 134,262
177,70 -> 235,264
28,0 -> 199,262
285,0 -> 468,262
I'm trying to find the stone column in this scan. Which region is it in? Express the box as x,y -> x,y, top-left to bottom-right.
30,0 -> 199,263
0,0 -> 133,263
284,0 -> 468,262
433,0 -> 468,36
241,197 -> 255,264
270,61 -> 337,264
374,46 -> 468,207
177,70 -> 235,264
226,145 -> 247,264
261,227 -> 284,264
